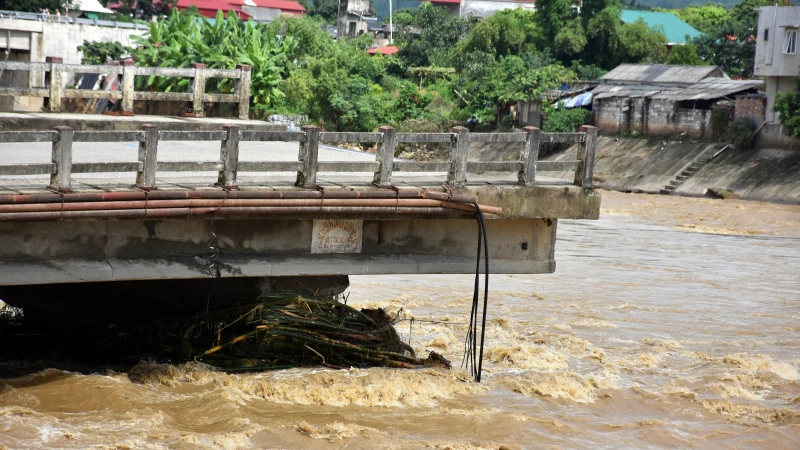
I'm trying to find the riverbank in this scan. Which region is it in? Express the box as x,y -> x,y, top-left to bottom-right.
539,136 -> 800,204
599,189 -> 800,238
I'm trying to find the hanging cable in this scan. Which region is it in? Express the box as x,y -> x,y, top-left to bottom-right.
461,201 -> 490,382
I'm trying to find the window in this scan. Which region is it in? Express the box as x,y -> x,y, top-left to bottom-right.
784,29 -> 797,54
764,28 -> 769,41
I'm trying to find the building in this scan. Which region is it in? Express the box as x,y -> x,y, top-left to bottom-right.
592,64 -> 761,138
754,6 -> 800,124
173,0 -> 306,22
234,0 -> 306,21
367,45 -> 399,55
337,0 -> 375,38
175,0 -> 250,19
620,10 -> 701,46
460,0 -> 534,19
416,0 -> 535,18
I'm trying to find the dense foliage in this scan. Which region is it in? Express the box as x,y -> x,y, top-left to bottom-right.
76,1 -> 766,134
132,11 -> 292,112
77,41 -> 132,65
3,0 -> 63,13
773,82 -> 800,138
689,0 -> 772,78
395,3 -> 471,68
544,104 -> 591,132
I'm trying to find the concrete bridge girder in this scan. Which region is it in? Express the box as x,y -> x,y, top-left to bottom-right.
0,185 -> 599,287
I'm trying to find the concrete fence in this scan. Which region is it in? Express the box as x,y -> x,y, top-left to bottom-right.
0,59 -> 252,119
0,125 -> 598,193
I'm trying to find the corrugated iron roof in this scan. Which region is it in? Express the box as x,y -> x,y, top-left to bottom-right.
593,84 -> 678,99
592,79 -> 762,101
601,64 -> 726,85
651,79 -> 763,100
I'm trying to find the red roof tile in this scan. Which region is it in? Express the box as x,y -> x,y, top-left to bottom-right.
224,0 -> 306,12
367,46 -> 399,55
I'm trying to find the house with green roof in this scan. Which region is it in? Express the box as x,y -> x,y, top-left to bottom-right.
621,10 -> 702,46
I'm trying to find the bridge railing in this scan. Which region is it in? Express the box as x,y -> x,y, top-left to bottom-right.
0,59 -> 251,119
0,125 -> 598,193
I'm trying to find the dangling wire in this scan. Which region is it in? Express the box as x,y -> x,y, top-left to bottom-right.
462,202 -> 490,382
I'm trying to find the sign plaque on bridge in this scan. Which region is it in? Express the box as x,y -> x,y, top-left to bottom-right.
311,219 -> 363,254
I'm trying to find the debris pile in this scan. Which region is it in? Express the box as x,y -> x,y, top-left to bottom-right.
190,294 -> 445,371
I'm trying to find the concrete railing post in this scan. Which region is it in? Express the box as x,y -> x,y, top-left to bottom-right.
448,126 -> 469,188
296,125 -> 319,187
135,124 -> 159,189
46,56 -> 63,113
189,63 -> 206,117
373,126 -> 396,186
217,124 -> 240,189
235,64 -> 251,120
49,126 -> 73,192
518,126 -> 541,186
121,59 -> 135,115
575,125 -> 598,187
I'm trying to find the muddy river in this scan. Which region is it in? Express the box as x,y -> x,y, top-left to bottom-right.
1,191 -> 798,449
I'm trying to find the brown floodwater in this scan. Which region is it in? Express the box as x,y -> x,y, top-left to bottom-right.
1,192 -> 799,449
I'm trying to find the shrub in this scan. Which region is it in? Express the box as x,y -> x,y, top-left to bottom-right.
544,104 -> 590,132
729,118 -> 757,150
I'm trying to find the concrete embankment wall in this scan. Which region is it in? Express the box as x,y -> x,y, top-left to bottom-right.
541,137 -> 800,204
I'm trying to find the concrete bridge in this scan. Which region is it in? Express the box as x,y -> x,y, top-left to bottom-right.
0,123 -> 599,314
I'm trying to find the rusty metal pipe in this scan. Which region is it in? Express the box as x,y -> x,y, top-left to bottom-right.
0,198 -> 502,213
0,206 -> 470,221
0,188 -> 478,205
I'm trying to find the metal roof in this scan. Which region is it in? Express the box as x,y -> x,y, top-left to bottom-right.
601,64 -> 726,85
651,79 -> 763,101
621,10 -> 702,45
593,84 -> 678,99
592,79 -> 763,101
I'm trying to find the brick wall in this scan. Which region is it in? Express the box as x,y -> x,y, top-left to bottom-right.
735,95 -> 766,124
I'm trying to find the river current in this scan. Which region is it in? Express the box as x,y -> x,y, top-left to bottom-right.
1,191 -> 798,449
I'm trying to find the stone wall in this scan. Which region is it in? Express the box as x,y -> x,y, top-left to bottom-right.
593,97 -> 712,138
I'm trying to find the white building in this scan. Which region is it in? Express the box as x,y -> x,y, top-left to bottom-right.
754,5 -> 800,123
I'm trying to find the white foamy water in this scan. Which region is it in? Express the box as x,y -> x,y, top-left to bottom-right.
1,195 -> 799,449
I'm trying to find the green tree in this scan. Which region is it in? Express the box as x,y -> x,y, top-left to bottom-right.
458,53 -> 574,125
544,103 -> 590,132
451,9 -> 539,70
308,0 -> 338,23
76,40 -> 132,65
773,81 -> 800,138
581,8 -> 668,69
394,3 -> 471,68
3,0 -> 63,12
667,40 -> 707,65
692,0 -> 771,78
535,0 -> 576,43
665,3 -> 731,33
553,20 -> 587,61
